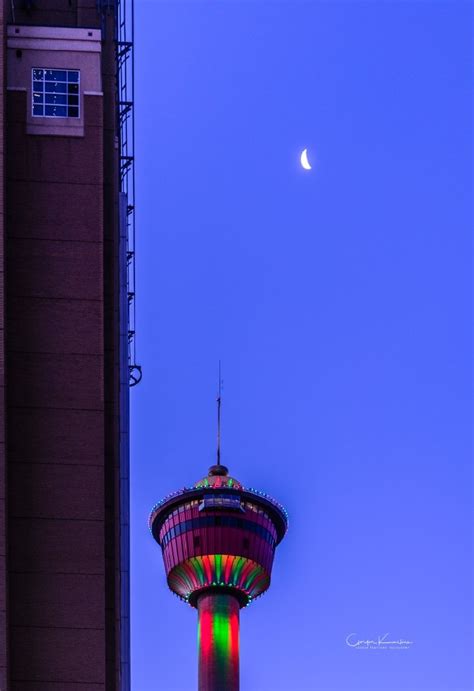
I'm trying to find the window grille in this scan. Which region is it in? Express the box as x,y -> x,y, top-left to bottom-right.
32,68 -> 80,118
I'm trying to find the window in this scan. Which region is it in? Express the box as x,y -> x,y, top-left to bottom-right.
32,68 -> 80,118
160,515 -> 276,548
199,493 -> 244,512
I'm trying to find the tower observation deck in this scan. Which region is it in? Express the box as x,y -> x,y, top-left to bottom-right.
149,464 -> 288,691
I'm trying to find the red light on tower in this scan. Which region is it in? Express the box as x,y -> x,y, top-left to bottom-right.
149,463 -> 288,691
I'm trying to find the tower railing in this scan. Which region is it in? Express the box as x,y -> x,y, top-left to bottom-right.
116,0 -> 142,387
95,3 -> 138,691
114,4 -> 136,690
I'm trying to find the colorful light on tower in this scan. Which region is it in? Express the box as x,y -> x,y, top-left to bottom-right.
149,464 -> 287,691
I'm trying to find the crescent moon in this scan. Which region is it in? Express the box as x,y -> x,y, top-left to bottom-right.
300,148 -> 312,170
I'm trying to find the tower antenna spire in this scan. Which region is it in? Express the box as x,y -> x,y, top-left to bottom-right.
216,361 -> 222,466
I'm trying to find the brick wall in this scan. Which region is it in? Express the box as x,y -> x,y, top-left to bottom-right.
6,89 -> 108,690
3,4 -> 123,688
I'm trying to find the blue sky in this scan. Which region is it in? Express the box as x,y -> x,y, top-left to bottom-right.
131,2 -> 472,689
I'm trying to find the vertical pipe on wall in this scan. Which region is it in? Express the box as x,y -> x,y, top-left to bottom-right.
119,192 -> 131,691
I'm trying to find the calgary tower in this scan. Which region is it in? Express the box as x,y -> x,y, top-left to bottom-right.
149,392 -> 287,691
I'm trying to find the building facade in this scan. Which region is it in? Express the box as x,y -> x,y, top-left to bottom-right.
0,2 -> 137,689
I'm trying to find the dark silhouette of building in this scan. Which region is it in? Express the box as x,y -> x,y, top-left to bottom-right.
0,1 -> 139,688
150,463 -> 288,691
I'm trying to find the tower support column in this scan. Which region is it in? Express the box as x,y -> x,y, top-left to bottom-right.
197,592 -> 240,691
